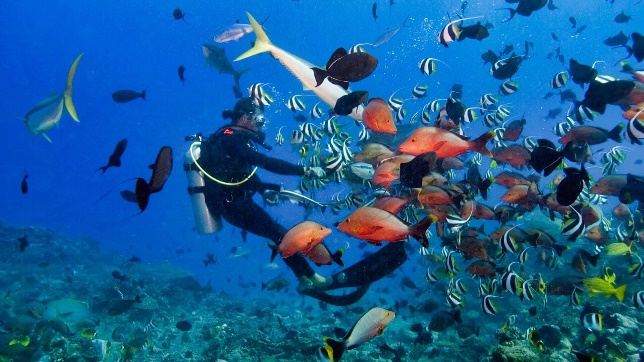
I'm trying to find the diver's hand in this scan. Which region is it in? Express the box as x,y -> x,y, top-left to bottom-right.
305,166 -> 326,179
262,189 -> 279,205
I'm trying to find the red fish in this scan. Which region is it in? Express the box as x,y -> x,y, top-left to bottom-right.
337,206 -> 437,247
273,221 -> 331,260
398,127 -> 494,158
362,98 -> 397,134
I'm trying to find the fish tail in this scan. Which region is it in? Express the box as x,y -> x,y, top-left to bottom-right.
234,68 -> 250,89
312,67 -> 328,87
234,12 -> 272,61
479,177 -> 493,200
64,53 -> 83,122
620,61 -> 634,72
410,215 -> 438,248
332,248 -> 345,267
323,337 -> 345,362
140,90 -> 146,101
96,166 -> 108,175
614,284 -> 627,302
470,131 -> 495,157
552,244 -> 569,257
498,8 -> 517,23
269,244 -> 279,263
607,123 -> 625,142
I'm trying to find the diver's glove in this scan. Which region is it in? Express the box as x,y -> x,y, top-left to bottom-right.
304,166 -> 326,179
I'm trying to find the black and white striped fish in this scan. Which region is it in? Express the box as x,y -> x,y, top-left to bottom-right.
550,71 -> 568,89
286,95 -> 306,112
275,126 -> 285,145
309,102 -> 324,119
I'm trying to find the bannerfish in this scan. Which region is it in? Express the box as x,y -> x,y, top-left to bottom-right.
112,90 -> 146,103
23,53 -> 83,142
97,138 -> 128,175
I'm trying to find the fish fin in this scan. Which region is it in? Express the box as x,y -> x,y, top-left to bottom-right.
234,12 -> 272,61
64,53 -> 83,122
607,123 -> 625,142
497,8 -> 517,23
328,77 -> 350,90
332,248 -> 345,267
471,131 -> 495,157
41,133 -> 52,143
410,215 -> 438,248
324,338 -> 346,360
312,67 -> 328,87
140,90 -> 146,101
614,284 -> 627,302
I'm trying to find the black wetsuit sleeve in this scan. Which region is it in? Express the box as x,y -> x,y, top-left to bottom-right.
224,134 -> 305,176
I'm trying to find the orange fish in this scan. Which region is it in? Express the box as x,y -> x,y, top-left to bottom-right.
623,102 -> 644,121
373,196 -> 413,214
372,154 -> 413,188
272,221 -> 331,260
362,97 -> 397,134
398,127 -> 494,158
337,206 -> 437,247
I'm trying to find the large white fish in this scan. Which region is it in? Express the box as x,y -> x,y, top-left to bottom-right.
23,53 -> 83,142
317,307 -> 394,361
234,12 -> 363,122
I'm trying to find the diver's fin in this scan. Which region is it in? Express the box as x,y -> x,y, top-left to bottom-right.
300,284 -> 370,306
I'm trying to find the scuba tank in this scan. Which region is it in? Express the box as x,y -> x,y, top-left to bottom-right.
184,134 -> 222,234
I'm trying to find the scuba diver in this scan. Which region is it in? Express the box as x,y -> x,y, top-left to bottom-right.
196,97 -> 330,290
185,97 -> 408,304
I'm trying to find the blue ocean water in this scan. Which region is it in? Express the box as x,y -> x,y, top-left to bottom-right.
2,0 -> 644,360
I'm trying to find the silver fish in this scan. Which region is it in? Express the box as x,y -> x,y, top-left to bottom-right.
23,53 -> 83,142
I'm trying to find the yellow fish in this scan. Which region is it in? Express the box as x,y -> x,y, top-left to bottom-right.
582,277 -> 627,302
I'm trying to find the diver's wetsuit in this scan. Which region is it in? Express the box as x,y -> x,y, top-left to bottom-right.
199,125 -> 315,278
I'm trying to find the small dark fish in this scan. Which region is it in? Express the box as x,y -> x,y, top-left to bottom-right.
445,98 -> 466,123
457,22 -> 489,41
529,306 -> 538,316
312,48 -> 378,89
20,173 -> 28,194
451,84 -> 464,100
107,295 -> 141,316
173,8 -> 188,23
551,33 -> 559,41
557,54 -> 565,65
131,146 -> 173,213
176,320 -> 192,331
112,90 -> 146,103
559,89 -> 577,103
556,163 -> 589,206
334,91 -> 368,116
499,0 -> 548,22
129,256 -> 141,262
543,91 -> 555,99
620,174 -> 644,205
524,41 -> 534,58
481,50 -> 499,65
111,270 -> 126,281
581,80 -> 635,114
569,16 -> 576,28
530,139 -> 572,176
614,11 -> 632,23
203,253 -> 216,267
294,114 -> 307,122
483,21 -> 494,29
628,33 -> 644,62
429,310 -> 462,331
603,31 -> 629,47
461,0 -> 468,15
546,107 -> 562,119
499,44 -> 514,57
178,65 -> 186,83
372,2 -> 378,21
97,138 -> 128,175
18,234 -> 28,252
574,24 -> 587,34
